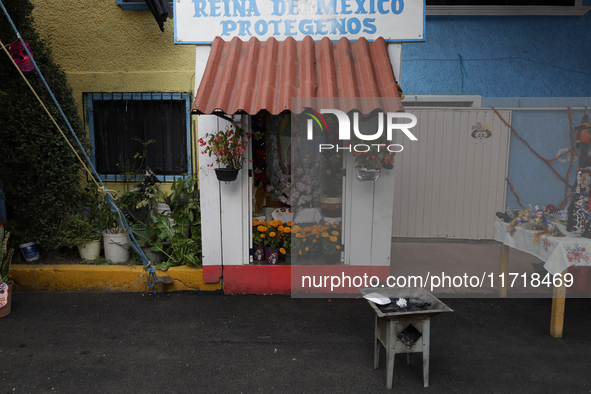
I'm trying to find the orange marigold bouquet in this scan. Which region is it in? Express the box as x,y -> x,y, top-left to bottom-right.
264,220 -> 283,250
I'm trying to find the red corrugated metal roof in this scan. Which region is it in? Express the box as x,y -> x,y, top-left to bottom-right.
191,36 -> 404,115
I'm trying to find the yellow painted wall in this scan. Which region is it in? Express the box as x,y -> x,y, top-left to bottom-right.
30,0 -> 198,193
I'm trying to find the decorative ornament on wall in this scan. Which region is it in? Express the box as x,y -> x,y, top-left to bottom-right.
471,122 -> 492,142
8,40 -> 34,72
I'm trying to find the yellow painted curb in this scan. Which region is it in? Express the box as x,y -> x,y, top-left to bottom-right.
10,264 -> 222,292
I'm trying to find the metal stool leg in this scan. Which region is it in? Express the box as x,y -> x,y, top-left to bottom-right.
386,321 -> 397,389
422,319 -> 431,388
374,315 -> 380,369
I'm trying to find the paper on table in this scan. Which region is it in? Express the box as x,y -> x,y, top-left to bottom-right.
363,292 -> 392,305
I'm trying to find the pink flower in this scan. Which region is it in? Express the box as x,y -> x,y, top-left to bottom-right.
573,251 -> 582,260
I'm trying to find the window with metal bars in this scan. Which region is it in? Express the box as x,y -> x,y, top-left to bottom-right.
85,92 -> 191,181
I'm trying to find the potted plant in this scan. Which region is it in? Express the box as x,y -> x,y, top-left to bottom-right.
0,226 -> 15,318
149,212 -> 200,271
347,136 -> 396,182
57,211 -> 102,261
198,125 -> 252,182
252,219 -> 267,263
263,220 -> 283,265
322,223 -> 342,265
279,221 -> 292,264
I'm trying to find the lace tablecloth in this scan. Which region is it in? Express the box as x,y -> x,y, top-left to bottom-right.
494,220 -> 591,275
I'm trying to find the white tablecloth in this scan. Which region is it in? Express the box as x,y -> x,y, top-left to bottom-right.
494,220 -> 591,275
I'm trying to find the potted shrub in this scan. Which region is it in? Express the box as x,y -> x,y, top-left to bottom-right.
279,221 -> 292,264
96,201 -> 131,264
0,226 -> 15,318
58,211 -> 102,261
252,219 -> 266,263
264,220 -> 283,265
347,135 -> 396,182
198,125 -> 252,182
322,222 -> 342,265
149,212 -> 200,271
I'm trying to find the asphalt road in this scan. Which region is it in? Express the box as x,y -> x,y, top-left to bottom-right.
2,291 -> 591,393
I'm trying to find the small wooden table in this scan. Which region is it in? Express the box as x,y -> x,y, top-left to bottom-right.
360,288 -> 453,389
495,220 -> 591,337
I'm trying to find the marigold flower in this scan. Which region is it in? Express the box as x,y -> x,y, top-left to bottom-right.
329,236 -> 337,242
305,247 -> 309,251
321,232 -> 329,238
296,233 -> 303,239
268,220 -> 278,227
280,248 -> 286,254
258,226 -> 267,232
331,231 -> 339,236
277,220 -> 284,226
286,221 -> 293,227
278,226 -> 284,232
312,239 -> 317,243
260,234 -> 265,238
283,227 -> 292,234
336,245 -> 341,250
253,219 -> 259,226
269,232 -> 276,238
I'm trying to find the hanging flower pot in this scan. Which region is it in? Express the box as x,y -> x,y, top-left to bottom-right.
199,125 -> 252,183
355,166 -> 381,182
214,168 -> 239,182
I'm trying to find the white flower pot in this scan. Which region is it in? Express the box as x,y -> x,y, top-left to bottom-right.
77,239 -> 101,261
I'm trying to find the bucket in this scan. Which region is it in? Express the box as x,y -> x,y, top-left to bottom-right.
155,203 -> 171,216
19,242 -> 40,262
320,196 -> 342,218
77,239 -> 101,261
103,232 -> 130,264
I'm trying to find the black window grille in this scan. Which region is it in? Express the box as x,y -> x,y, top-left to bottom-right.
86,92 -> 190,181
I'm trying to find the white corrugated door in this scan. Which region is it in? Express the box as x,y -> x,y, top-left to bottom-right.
392,109 -> 511,239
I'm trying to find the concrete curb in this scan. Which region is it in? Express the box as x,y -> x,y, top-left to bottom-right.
10,264 -> 222,292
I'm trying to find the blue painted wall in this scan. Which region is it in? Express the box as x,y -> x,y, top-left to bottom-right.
401,13 -> 591,210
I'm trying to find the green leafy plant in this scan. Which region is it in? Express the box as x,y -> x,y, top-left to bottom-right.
252,219 -> 266,247
198,125 -> 252,170
79,257 -> 109,266
0,1 -> 90,250
149,212 -> 200,271
135,183 -> 167,210
1,226 -> 15,284
57,211 -> 101,247
264,220 -> 283,250
321,223 -> 342,256
117,137 -> 156,190
96,201 -> 120,233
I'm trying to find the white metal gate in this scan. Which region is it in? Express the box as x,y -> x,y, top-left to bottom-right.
392,109 -> 512,239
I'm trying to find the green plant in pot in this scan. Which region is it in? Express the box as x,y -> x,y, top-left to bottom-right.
1,226 -> 15,317
57,211 -> 102,261
198,125 -> 252,182
149,212 -> 200,271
